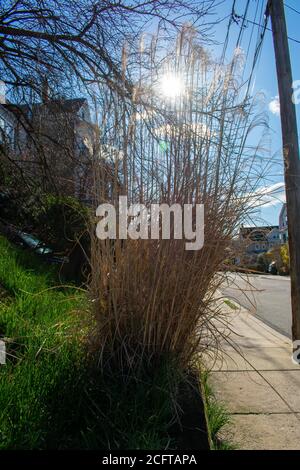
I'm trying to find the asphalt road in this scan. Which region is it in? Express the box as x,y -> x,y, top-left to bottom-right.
220,273 -> 292,338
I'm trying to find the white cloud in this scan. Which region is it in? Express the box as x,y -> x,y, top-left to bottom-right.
153,122 -> 213,139
269,96 -> 280,116
250,182 -> 286,208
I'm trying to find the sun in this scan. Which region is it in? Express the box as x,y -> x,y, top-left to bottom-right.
159,73 -> 184,100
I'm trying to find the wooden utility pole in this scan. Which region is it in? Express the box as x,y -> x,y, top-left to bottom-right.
269,0 -> 300,343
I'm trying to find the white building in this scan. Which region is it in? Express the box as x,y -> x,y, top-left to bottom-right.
0,82 -> 95,202
266,226 -> 281,248
0,88 -> 16,149
279,203 -> 288,244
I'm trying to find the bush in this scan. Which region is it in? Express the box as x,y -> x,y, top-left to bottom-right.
35,195 -> 91,284
256,254 -> 269,273
0,185 -> 91,281
35,194 -> 89,252
280,243 -> 290,274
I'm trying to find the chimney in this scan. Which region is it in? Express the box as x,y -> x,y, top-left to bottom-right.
0,81 -> 6,104
41,78 -> 49,103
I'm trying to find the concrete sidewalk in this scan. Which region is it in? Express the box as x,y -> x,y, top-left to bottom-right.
203,302 -> 300,450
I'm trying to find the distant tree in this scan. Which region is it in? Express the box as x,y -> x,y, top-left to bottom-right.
280,243 -> 290,274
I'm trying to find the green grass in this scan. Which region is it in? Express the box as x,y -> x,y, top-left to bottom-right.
0,236 -> 87,449
0,236 -> 178,449
201,371 -> 236,450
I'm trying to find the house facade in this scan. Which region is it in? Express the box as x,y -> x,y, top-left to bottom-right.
279,203 -> 288,243
0,90 -> 95,203
266,226 -> 281,248
0,101 -> 16,149
237,225 -> 281,265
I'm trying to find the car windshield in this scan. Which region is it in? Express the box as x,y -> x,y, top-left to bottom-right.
19,232 -> 41,248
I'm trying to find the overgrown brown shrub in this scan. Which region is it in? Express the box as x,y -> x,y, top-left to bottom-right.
88,28 -> 270,371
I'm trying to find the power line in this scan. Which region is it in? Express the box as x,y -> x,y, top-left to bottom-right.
243,0 -> 269,98
231,0 -> 300,44
240,16 -> 300,44
234,0 -> 251,50
220,0 -> 236,64
221,0 -> 252,64
284,3 -> 300,15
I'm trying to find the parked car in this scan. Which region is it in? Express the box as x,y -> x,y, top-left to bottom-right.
268,261 -> 278,275
0,219 -> 68,265
16,231 -> 69,264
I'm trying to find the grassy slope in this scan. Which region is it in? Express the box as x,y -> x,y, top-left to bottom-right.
0,236 -> 87,449
0,236 -> 175,450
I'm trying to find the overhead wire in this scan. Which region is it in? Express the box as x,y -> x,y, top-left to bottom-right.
284,2 -> 300,15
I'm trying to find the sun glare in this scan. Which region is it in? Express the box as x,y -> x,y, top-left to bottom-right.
159,73 -> 184,99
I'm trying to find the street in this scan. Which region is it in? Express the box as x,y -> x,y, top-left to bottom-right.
220,273 -> 292,338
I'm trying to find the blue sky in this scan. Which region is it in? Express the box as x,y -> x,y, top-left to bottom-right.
211,0 -> 300,226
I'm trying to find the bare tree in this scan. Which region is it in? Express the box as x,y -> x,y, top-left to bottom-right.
0,0 -> 222,218
0,0 -> 220,100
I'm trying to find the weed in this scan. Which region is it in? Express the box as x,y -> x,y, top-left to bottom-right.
201,371 -> 236,450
